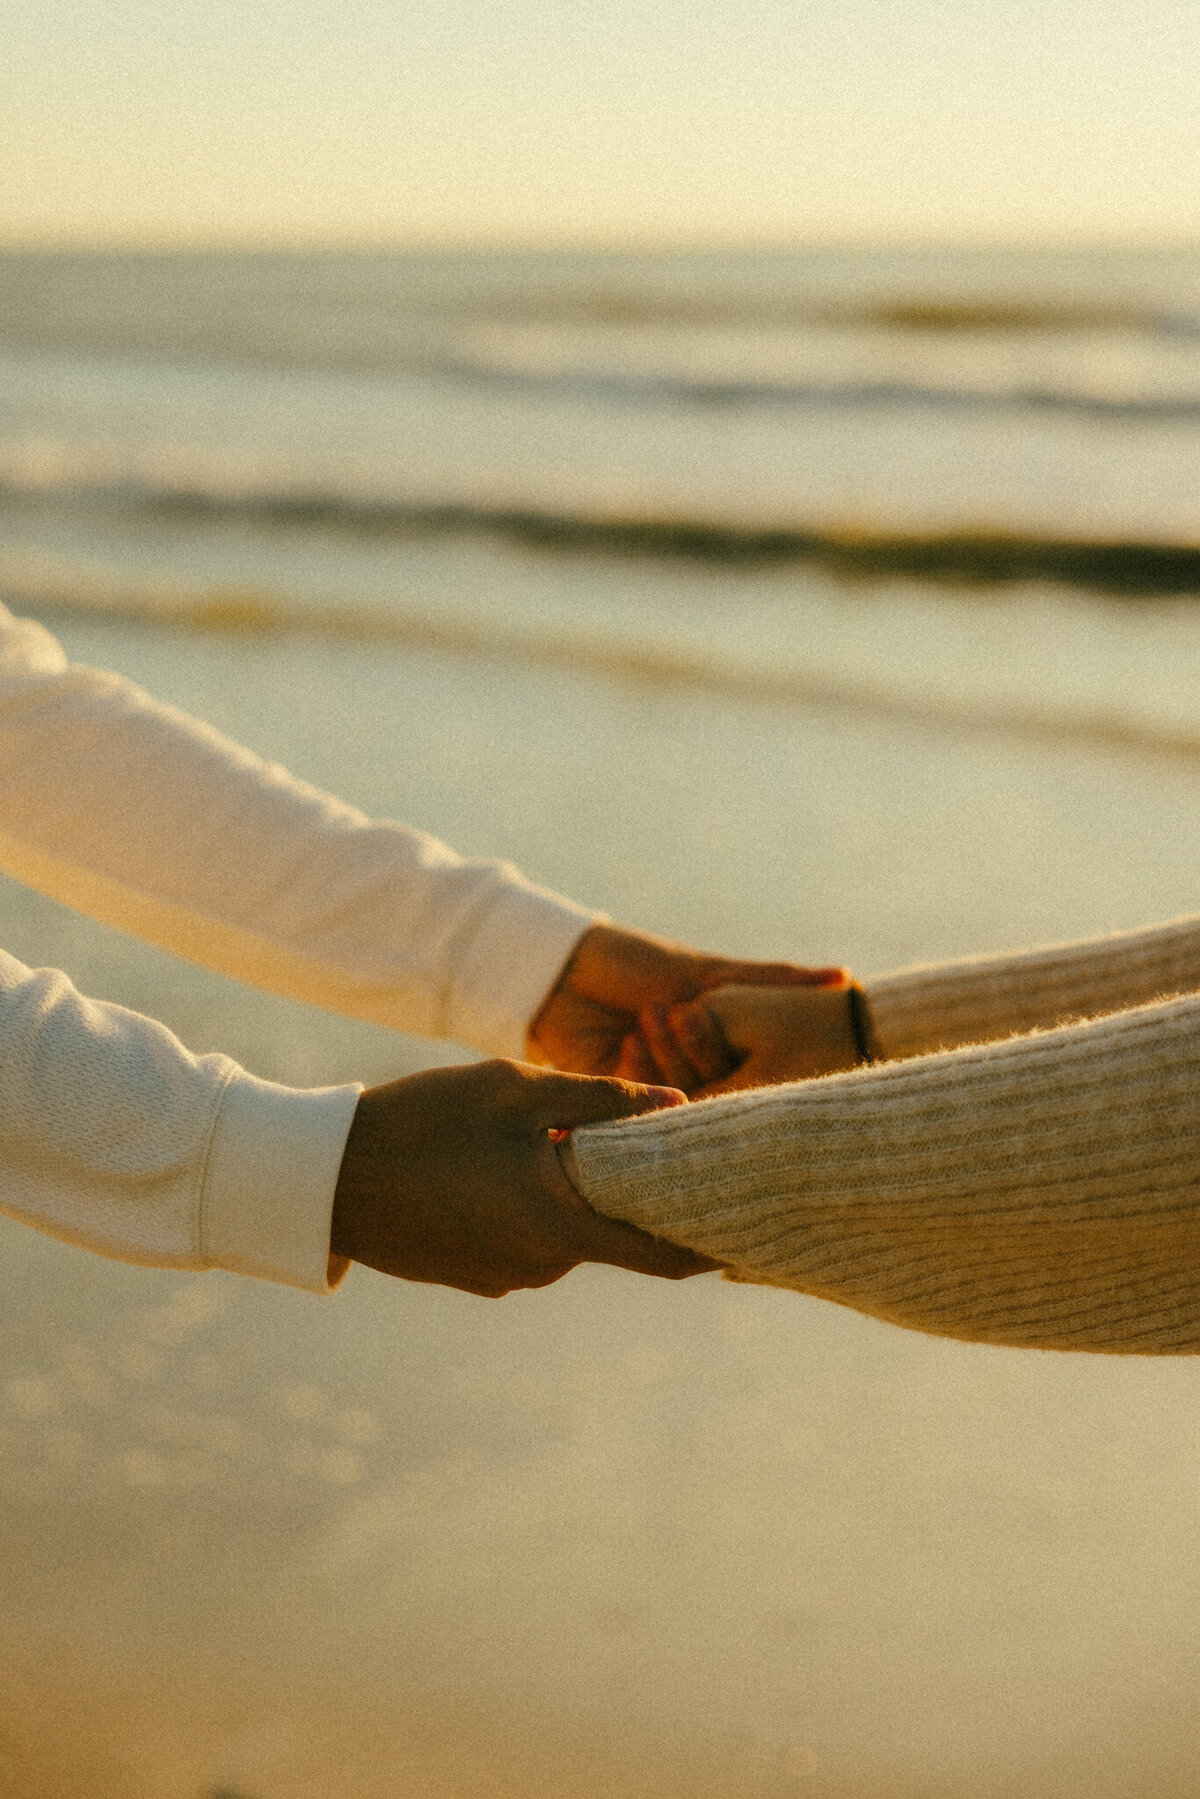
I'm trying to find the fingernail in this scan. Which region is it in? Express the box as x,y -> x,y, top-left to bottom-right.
645,1085 -> 688,1108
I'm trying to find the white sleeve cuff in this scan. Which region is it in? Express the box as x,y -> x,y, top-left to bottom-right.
444,879 -> 602,1057
200,1071 -> 363,1294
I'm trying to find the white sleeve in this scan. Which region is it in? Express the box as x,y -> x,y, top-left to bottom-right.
0,945 -> 361,1293
0,605 -> 598,1057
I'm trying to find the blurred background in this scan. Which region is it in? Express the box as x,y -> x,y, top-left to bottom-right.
4,5 -> 1200,1796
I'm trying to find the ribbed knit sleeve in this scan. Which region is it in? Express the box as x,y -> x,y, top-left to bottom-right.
570,993 -> 1200,1353
864,913 -> 1200,1061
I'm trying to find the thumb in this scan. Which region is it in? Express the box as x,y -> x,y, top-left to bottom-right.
539,1136 -> 721,1279
524,1071 -> 687,1131
664,997 -> 734,1082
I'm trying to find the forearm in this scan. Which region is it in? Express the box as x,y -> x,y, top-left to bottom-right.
570,993 -> 1200,1352
0,606 -> 594,1055
862,912 -> 1200,1060
0,946 -> 359,1291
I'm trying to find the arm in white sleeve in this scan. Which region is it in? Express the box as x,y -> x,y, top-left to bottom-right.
0,945 -> 360,1292
0,605 -> 597,1057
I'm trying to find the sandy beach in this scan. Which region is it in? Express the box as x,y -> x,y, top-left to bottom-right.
5,247 -> 1200,1794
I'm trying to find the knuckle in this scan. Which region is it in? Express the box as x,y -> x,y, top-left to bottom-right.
476,1057 -> 529,1108
480,1056 -> 520,1086
524,1262 -> 574,1290
596,1075 -> 643,1108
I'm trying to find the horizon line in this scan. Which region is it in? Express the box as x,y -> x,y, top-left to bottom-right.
3,226 -> 1200,257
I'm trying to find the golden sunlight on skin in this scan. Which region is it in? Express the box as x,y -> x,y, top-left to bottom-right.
658,981 -> 864,1095
4,19 -> 1200,1765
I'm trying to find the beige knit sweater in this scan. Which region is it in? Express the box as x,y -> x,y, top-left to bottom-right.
572,916 -> 1200,1353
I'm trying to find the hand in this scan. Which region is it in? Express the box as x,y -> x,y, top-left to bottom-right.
654,982 -> 865,1097
527,922 -> 847,1094
329,1058 -> 718,1296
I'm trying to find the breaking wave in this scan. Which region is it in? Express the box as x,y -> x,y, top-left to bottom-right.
425,357 -> 1200,421
5,473 -> 1200,594
5,550 -> 1200,766
455,296 -> 1200,337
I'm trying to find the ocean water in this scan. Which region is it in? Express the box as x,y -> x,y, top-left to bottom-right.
3,248 -> 1200,1797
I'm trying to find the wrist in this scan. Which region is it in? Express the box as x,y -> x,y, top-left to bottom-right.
846,983 -> 881,1063
330,1090 -> 375,1266
201,1072 -> 361,1293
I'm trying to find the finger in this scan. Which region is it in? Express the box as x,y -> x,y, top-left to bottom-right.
664,999 -> 734,1085
570,1208 -> 723,1280
526,991 -> 631,1075
714,963 -> 849,990
522,1068 -> 687,1130
614,1030 -> 662,1085
639,1003 -> 707,1093
536,1136 -> 722,1279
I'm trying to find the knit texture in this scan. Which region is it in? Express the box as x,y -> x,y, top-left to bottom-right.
572,992 -> 1200,1353
868,913 -> 1200,1060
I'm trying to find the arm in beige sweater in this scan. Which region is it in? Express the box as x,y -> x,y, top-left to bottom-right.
865,913 -> 1200,1061
570,991 -> 1200,1353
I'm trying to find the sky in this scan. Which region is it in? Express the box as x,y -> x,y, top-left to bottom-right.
3,0 -> 1199,246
